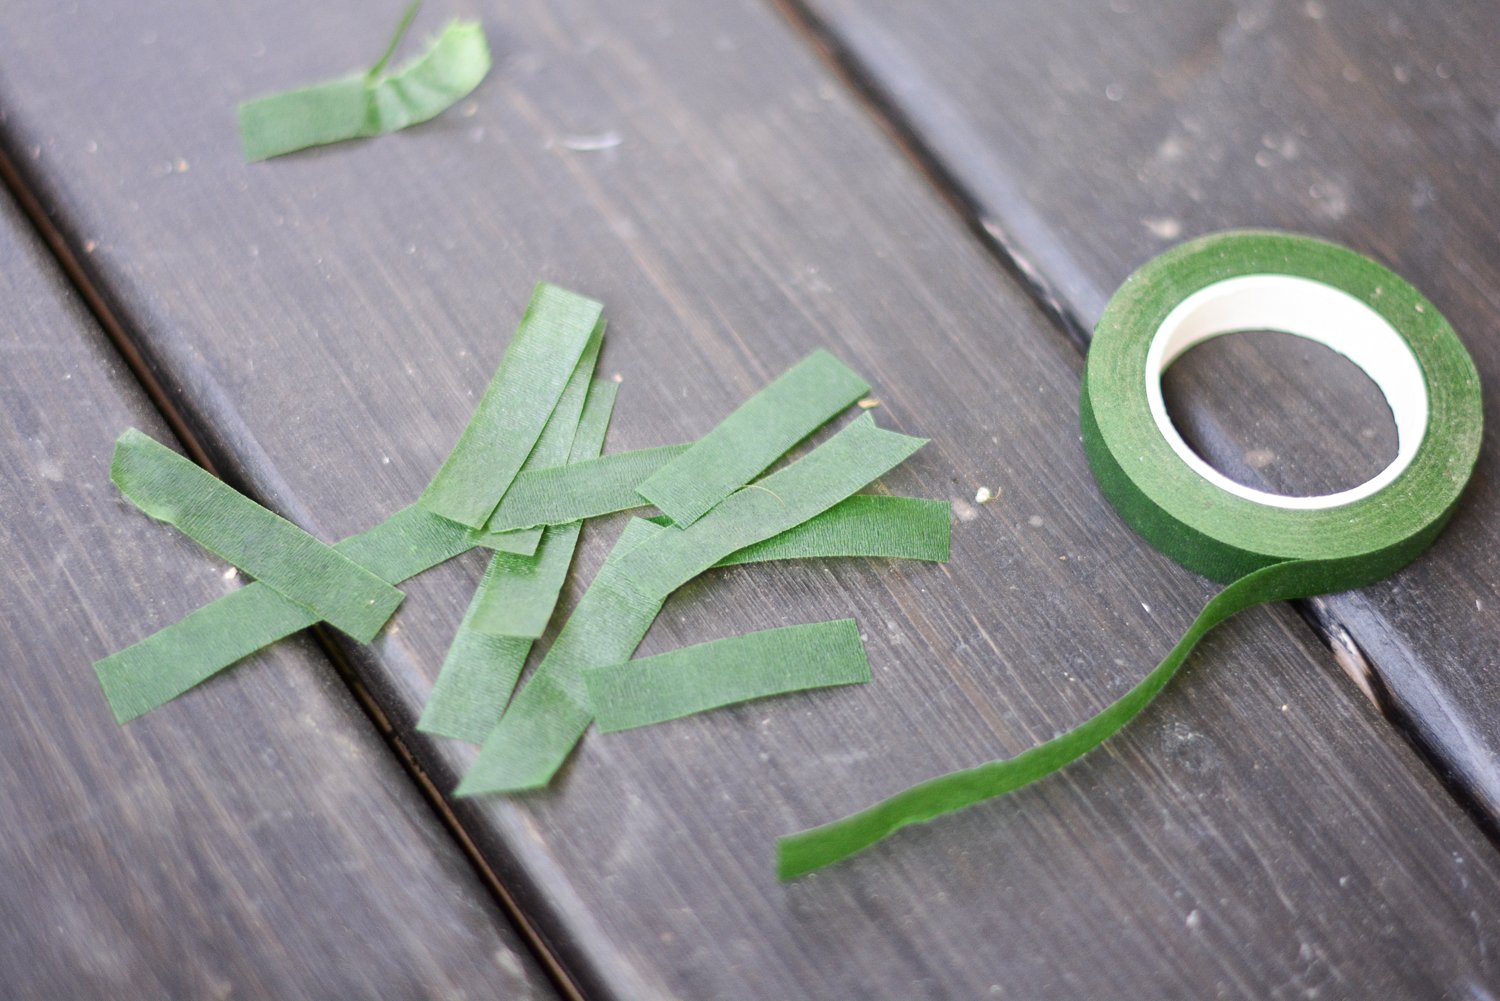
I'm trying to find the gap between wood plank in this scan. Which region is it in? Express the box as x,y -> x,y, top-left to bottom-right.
0,139 -> 587,1001
764,0 -> 1500,852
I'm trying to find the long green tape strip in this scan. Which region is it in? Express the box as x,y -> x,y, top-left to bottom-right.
457,416 -> 927,795
419,282 -> 602,528
614,414 -> 927,599
717,495 -> 949,566
94,503 -> 484,723
585,619 -> 870,733
637,349 -> 871,527
416,381 -> 618,742
111,429 -> 404,642
776,230 -> 1484,879
480,443 -> 690,535
238,8 -> 492,161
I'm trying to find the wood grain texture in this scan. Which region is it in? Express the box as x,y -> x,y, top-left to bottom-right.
792,0 -> 1500,821
0,194 -> 552,999
2,0 -> 1500,997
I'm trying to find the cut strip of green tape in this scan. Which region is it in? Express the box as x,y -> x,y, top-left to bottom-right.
455,520 -> 665,795
238,11 -> 492,161
717,495 -> 949,566
111,429 -> 403,642
480,443 -> 689,536
637,349 -> 870,527
94,504 -> 485,722
419,283 -> 602,528
615,414 -> 927,599
586,619 -> 870,733
415,558 -> 534,744
777,230 -> 1484,879
417,381 -> 618,741
457,417 -> 927,795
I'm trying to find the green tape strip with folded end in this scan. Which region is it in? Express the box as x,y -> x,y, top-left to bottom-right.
417,381 -> 618,742
110,429 -> 403,642
94,503 -> 484,723
638,349 -> 871,527
239,10 -> 492,162
419,282 -> 602,528
457,417 -> 928,795
776,230 -> 1484,879
481,444 -> 690,536
615,414 -> 927,599
586,619 -> 870,733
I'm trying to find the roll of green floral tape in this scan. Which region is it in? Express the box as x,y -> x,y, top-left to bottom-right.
776,230 -> 1482,880
1084,229 -> 1482,589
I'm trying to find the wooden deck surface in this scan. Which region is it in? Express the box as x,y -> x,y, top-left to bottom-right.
1,0 -> 1497,997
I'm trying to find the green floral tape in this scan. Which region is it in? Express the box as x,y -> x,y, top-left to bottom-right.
777,230 -> 1483,879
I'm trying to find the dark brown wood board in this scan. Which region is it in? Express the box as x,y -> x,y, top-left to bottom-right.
3,0 -> 1500,997
790,0 -> 1500,823
0,193 -> 554,998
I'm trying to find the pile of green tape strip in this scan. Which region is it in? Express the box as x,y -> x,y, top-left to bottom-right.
775,230 -> 1482,878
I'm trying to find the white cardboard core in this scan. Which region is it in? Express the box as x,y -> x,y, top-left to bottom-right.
1145,274 -> 1428,510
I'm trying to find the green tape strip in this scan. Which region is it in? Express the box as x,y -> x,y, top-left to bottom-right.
585,619 -> 870,733
638,349 -> 871,527
716,495 -> 949,566
111,429 -> 403,642
417,381 -> 618,741
419,283 -> 602,528
480,444 -> 689,535
776,230 -> 1484,878
456,416 -> 927,795
94,504 -> 484,723
238,11 -> 492,161
455,520 -> 665,794
615,414 -> 927,599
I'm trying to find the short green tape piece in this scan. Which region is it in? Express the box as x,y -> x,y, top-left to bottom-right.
417,381 -> 617,741
455,520 -> 665,795
238,11 -> 492,162
480,443 -> 689,536
585,619 -> 870,733
615,414 -> 927,600
717,495 -> 950,566
637,349 -> 870,527
93,504 -> 485,723
419,283 -> 602,528
110,429 -> 403,642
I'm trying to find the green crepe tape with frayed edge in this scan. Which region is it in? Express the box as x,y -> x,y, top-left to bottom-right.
776,230 -> 1483,879
238,9 -> 492,162
585,619 -> 871,733
638,349 -> 871,527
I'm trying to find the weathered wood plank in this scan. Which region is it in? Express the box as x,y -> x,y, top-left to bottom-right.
3,0 -> 1499,997
792,0 -> 1500,820
0,191 -> 553,999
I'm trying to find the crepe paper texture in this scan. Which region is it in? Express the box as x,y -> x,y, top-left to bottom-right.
417,381 -> 617,740
455,519 -> 665,796
238,8 -> 492,161
94,503 -> 485,722
614,414 -> 927,600
716,495 -> 949,566
111,428 -> 403,642
778,230 -> 1485,879
638,349 -> 870,527
585,619 -> 870,733
480,443 -> 689,536
457,418 -> 927,795
419,282 -> 602,528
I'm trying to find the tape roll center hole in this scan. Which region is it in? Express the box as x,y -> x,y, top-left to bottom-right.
1145,274 -> 1428,510
1161,330 -> 1398,498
